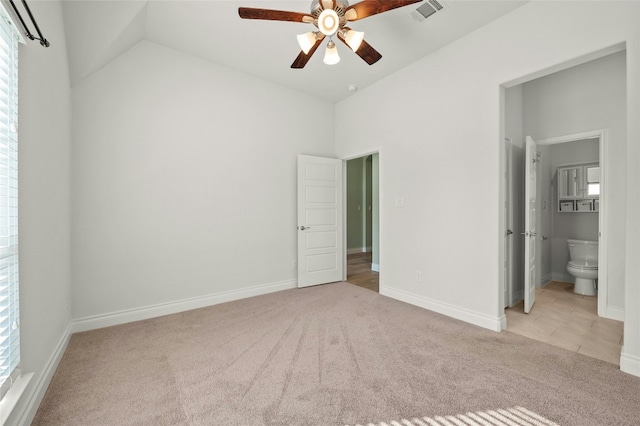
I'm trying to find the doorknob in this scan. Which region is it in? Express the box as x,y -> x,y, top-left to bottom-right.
521,232 -> 529,237
299,226 -> 311,231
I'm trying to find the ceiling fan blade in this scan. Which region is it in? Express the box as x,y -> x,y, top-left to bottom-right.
345,0 -> 423,22
238,7 -> 314,23
337,32 -> 382,65
291,36 -> 325,69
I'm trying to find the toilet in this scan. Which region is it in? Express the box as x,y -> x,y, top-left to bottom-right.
566,239 -> 598,296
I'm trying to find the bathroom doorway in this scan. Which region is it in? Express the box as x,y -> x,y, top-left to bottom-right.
505,130 -> 623,365
526,131 -> 606,314
499,49 -> 626,364
345,153 -> 379,293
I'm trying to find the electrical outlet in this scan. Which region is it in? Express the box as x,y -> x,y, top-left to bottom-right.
395,197 -> 405,208
415,270 -> 422,282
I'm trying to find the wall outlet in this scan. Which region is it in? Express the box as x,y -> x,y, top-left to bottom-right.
395,197 -> 405,208
415,270 -> 422,282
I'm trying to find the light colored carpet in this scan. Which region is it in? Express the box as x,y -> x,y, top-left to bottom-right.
347,406 -> 559,426
33,282 -> 640,425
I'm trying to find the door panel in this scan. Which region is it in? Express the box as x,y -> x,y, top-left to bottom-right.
297,155 -> 344,288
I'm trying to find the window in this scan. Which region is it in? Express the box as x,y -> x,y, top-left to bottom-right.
0,5 -> 20,399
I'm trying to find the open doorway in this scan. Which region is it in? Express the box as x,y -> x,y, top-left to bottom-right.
499,48 -> 625,365
345,154 -> 379,292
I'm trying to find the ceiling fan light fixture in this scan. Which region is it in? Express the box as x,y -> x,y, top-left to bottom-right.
344,29 -> 364,51
318,9 -> 340,36
323,40 -> 340,65
297,31 -> 318,54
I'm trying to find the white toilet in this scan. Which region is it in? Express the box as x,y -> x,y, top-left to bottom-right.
566,239 -> 598,296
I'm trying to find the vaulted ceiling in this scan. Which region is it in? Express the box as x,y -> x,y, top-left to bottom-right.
60,0 -> 527,102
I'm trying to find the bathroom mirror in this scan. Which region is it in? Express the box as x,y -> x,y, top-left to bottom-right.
558,167 -> 579,199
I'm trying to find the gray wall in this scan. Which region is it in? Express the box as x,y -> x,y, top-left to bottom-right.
366,156 -> 373,250
347,157 -> 365,251
347,155 -> 374,253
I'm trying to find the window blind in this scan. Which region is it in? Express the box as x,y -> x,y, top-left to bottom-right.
0,4 -> 19,399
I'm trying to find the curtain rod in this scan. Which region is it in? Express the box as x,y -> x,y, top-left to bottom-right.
9,0 -> 49,47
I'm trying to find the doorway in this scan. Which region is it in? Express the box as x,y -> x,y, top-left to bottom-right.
498,48 -> 626,365
345,154 -> 379,292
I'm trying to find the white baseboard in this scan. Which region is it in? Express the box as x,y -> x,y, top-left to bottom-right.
620,348 -> 640,378
72,279 -> 297,333
9,324 -> 72,426
539,273 -> 552,287
605,305 -> 625,322
499,314 -> 507,331
381,286 -> 503,332
371,263 -> 379,272
551,272 -> 573,283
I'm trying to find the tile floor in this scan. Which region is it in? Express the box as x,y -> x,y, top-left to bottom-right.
505,281 -> 623,365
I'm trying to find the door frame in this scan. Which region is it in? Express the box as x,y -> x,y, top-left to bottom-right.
504,138 -> 514,309
499,129 -> 610,322
341,148 -> 382,287
535,129 -> 609,318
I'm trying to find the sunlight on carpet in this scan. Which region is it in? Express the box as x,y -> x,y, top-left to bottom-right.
346,406 -> 559,426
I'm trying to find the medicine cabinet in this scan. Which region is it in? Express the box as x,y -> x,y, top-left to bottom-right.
557,162 -> 599,212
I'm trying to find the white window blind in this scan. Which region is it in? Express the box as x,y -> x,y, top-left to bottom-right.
0,4 -> 19,399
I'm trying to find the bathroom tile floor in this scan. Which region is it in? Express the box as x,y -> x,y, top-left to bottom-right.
505,281 -> 623,365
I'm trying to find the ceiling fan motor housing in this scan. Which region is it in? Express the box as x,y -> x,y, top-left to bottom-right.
311,0 -> 350,35
310,0 -> 350,15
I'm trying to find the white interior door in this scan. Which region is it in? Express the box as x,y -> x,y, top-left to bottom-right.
297,155 -> 344,288
524,136 -> 538,313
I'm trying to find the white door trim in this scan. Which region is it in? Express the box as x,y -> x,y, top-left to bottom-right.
536,129 -> 610,319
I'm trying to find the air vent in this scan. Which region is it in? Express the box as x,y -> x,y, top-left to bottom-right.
410,0 -> 445,23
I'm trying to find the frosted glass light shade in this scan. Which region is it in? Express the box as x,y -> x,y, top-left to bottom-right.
318,9 -> 339,35
323,41 -> 340,65
297,32 -> 317,54
344,30 -> 364,51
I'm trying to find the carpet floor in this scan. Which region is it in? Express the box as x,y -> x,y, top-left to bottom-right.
33,282 -> 640,425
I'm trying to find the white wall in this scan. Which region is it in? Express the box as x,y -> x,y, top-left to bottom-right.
523,51 -> 626,311
334,0 -> 640,374
71,41 -> 335,324
8,1 -> 72,424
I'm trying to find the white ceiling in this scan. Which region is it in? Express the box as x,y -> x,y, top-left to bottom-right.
60,0 -> 528,102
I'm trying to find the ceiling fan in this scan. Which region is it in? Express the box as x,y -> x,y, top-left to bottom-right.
238,0 -> 423,69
